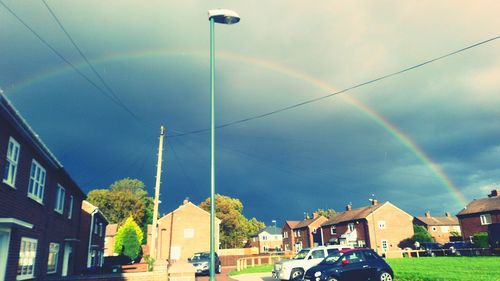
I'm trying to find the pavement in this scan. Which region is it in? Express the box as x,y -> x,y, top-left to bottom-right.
195,267 -> 274,281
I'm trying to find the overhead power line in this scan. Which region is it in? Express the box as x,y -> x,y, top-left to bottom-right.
0,0 -> 141,121
168,35 -> 500,137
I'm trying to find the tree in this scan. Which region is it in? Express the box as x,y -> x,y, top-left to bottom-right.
313,208 -> 337,219
114,216 -> 143,260
472,232 -> 489,248
199,194 -> 265,248
412,225 -> 433,243
87,178 -> 153,244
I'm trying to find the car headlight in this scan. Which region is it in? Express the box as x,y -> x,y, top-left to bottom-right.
314,271 -> 322,277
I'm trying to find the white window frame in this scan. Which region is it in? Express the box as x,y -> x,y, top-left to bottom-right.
312,228 -> 317,234
3,137 -> 20,188
348,223 -> 355,232
378,220 -> 386,229
480,214 -> 492,225
99,223 -> 104,237
27,160 -> 46,204
330,225 -> 336,235
296,230 -> 301,237
47,243 -> 59,274
262,235 -> 267,241
17,237 -> 38,280
67,195 -> 74,219
54,185 -> 65,214
283,231 -> 288,238
94,220 -> 98,234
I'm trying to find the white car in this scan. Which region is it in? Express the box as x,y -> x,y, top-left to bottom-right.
272,245 -> 354,281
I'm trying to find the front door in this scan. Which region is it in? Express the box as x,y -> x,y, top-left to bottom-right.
0,229 -> 11,281
62,244 -> 72,277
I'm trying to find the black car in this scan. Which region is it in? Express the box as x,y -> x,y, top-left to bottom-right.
443,241 -> 474,256
419,242 -> 442,256
304,248 -> 393,281
188,252 -> 222,275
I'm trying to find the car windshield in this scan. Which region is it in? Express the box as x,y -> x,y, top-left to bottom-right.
293,249 -> 310,259
190,253 -> 210,261
319,251 -> 342,264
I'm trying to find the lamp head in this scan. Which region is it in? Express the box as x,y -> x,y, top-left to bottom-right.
208,9 -> 240,24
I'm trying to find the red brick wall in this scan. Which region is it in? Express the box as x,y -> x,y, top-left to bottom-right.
0,108 -> 85,280
282,224 -> 294,252
459,211 -> 500,239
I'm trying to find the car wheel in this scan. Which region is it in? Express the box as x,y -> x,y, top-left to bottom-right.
290,268 -> 304,280
430,252 -> 436,257
216,264 -> 222,274
327,277 -> 339,281
379,271 -> 393,281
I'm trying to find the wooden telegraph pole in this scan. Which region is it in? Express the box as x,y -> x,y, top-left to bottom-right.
150,125 -> 165,261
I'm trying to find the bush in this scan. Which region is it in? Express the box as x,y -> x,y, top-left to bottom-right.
412,225 -> 433,243
114,216 -> 144,260
472,232 -> 489,248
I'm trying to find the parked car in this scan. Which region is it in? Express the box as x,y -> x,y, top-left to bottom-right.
419,242 -> 443,256
304,248 -> 394,281
273,245 -> 353,281
188,252 -> 221,275
443,241 -> 474,256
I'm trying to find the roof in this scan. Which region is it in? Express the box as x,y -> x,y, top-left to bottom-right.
321,203 -> 386,226
106,224 -> 118,237
257,226 -> 282,235
457,196 -> 500,216
0,91 -> 85,197
82,200 -> 109,223
158,201 -> 221,224
285,220 -> 300,229
415,215 -> 459,226
294,216 -> 327,229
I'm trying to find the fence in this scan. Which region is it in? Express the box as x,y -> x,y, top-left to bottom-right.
235,254 -> 293,271
385,247 -> 493,258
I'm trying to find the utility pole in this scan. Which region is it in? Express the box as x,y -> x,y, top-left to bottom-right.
150,125 -> 165,260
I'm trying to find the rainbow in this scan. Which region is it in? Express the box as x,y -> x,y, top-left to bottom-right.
3,49 -> 468,206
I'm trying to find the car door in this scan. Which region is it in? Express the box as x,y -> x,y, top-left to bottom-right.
305,249 -> 326,270
360,250 -> 380,279
338,251 -> 370,281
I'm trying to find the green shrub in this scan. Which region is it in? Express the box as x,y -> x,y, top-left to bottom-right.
114,216 -> 144,260
472,232 -> 489,248
412,225 -> 433,243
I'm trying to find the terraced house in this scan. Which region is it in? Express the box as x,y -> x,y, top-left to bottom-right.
282,214 -> 327,253
457,190 -> 500,240
320,200 -> 413,254
414,211 -> 461,244
0,93 -> 85,280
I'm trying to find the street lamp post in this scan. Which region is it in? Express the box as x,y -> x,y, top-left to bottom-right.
208,9 -> 240,281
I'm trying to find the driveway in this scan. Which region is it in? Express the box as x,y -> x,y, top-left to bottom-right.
195,267 -> 273,281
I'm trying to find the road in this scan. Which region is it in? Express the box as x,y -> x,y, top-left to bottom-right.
195,267 -> 273,281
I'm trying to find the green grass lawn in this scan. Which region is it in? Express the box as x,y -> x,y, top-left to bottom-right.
229,257 -> 500,280
387,257 -> 500,281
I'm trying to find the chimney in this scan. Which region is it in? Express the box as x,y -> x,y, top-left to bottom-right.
445,212 -> 451,217
313,212 -> 319,219
345,203 -> 352,211
488,189 -> 499,198
425,211 -> 431,218
371,199 -> 378,206
182,197 -> 190,205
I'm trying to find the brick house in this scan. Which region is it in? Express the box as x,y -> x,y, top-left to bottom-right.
457,190 -> 500,240
104,224 -> 118,257
249,223 -> 283,254
77,200 -> 108,272
320,201 -> 413,254
281,220 -> 299,253
414,211 -> 461,244
0,93 -> 85,280
282,214 -> 327,253
147,199 -> 221,262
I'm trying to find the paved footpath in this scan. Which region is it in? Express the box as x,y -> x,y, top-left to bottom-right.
195,267 -> 273,281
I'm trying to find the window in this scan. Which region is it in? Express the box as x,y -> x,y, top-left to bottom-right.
357,240 -> 366,247
3,137 -> 20,187
296,230 -> 301,237
285,244 -> 290,251
262,235 -> 267,241
94,220 -> 98,234
312,228 -> 317,234
311,249 -> 325,259
480,214 -> 492,225
363,250 -> 378,261
54,185 -> 65,214
17,237 -> 37,279
184,228 -> 194,238
342,252 -> 363,264
330,226 -> 337,235
47,243 -> 59,273
378,221 -> 386,229
263,246 -> 269,252
441,226 -> 449,233
67,195 -> 74,219
348,223 -> 355,232
27,160 -> 46,203
381,240 -> 389,251
283,231 -> 288,238
99,223 -> 104,237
